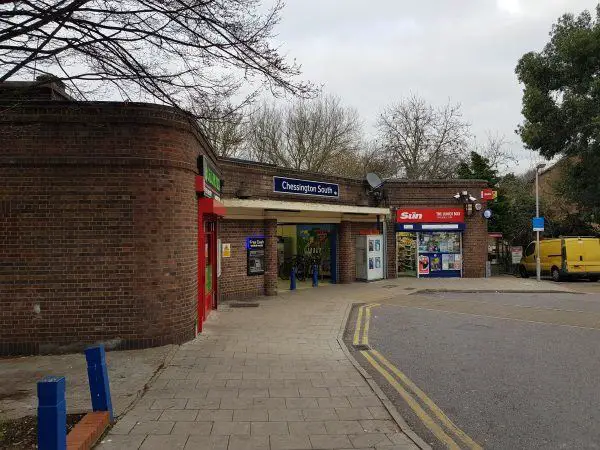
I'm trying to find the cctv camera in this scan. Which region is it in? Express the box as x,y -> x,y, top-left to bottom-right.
468,195 -> 477,202
453,193 -> 460,200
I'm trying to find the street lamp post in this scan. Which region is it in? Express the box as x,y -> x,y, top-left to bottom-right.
535,163 -> 546,281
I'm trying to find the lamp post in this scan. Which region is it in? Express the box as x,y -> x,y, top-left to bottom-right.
535,163 -> 546,281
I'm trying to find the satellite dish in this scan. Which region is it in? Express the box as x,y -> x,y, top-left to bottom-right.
366,173 -> 384,189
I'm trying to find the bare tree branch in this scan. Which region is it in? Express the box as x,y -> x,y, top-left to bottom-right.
0,0 -> 316,112
377,95 -> 471,179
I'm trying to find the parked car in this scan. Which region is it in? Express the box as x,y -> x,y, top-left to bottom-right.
519,237 -> 600,281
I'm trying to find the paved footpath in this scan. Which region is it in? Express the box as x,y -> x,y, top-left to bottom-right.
98,283 -> 420,450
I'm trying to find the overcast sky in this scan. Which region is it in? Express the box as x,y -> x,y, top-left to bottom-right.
269,0 -> 598,173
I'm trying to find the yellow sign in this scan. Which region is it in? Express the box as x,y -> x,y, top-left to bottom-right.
222,243 -> 231,258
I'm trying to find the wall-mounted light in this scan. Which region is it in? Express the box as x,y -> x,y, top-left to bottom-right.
454,190 -> 477,216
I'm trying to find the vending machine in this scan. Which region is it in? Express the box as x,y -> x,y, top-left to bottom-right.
356,234 -> 384,281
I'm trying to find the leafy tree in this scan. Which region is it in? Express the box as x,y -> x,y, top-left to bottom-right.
456,152 -> 500,185
0,0 -> 314,112
516,5 -> 600,220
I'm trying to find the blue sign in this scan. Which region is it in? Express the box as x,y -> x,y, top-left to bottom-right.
532,217 -> 545,232
246,237 -> 265,250
274,176 -> 339,198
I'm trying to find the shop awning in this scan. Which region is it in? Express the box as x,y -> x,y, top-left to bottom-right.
222,198 -> 390,223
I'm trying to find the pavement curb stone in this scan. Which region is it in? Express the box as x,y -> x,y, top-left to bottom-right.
412,289 -> 578,295
336,302 -> 432,450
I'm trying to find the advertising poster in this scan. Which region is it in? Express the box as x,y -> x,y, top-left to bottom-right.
430,254 -> 441,271
375,240 -> 381,252
246,237 -> 265,276
369,258 -> 374,270
222,243 -> 231,258
369,240 -> 374,252
375,257 -> 381,269
511,246 -> 523,264
418,255 -> 430,275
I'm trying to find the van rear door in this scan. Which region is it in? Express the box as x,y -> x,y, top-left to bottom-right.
583,238 -> 600,274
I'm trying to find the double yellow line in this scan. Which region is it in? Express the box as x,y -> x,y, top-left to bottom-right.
353,304 -> 482,450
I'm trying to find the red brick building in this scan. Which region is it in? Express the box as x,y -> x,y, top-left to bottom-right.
0,81 -> 488,355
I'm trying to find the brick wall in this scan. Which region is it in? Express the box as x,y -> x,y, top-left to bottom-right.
218,220 -> 266,301
0,101 -> 214,355
219,158 -> 366,206
384,180 -> 489,279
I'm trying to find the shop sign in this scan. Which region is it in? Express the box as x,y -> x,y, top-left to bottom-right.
481,188 -> 495,200
273,176 -> 339,198
246,237 -> 265,276
511,246 -> 523,264
199,156 -> 222,200
396,208 -> 464,223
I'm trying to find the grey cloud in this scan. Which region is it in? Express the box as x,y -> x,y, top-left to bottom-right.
272,0 -> 598,173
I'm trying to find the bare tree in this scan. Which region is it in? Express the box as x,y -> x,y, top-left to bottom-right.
0,0 -> 314,111
377,95 -> 471,179
476,132 -> 517,173
245,95 -> 362,174
194,100 -> 247,158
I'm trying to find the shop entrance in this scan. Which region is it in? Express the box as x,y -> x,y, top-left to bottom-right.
396,231 -> 463,278
396,232 -> 417,277
277,224 -> 338,289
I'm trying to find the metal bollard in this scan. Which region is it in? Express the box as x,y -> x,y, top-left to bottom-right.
84,345 -> 114,421
312,264 -> 318,287
37,376 -> 66,450
290,266 -> 296,290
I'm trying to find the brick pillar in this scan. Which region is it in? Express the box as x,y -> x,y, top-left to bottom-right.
339,221 -> 355,284
264,219 -> 278,296
386,217 -> 397,279
462,212 -> 487,277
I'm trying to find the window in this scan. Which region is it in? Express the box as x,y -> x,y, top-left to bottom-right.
525,243 -> 536,257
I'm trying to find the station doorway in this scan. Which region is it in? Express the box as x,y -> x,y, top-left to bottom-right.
277,224 -> 338,289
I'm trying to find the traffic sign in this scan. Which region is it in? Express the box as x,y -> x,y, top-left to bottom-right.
532,217 -> 544,232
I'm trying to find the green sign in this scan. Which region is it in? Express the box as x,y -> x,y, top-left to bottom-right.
205,164 -> 221,192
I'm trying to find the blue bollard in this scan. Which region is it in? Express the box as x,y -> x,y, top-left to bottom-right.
84,345 -> 114,422
312,264 -> 318,287
290,266 -> 296,290
37,376 -> 66,450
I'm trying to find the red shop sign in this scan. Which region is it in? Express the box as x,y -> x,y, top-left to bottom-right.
396,208 -> 464,223
481,188 -> 495,200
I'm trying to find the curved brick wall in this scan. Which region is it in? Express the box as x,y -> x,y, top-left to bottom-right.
0,102 -> 213,355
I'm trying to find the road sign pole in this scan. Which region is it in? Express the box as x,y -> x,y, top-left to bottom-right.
535,168 -> 541,282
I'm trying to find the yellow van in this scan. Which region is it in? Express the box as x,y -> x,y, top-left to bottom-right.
519,237 -> 600,281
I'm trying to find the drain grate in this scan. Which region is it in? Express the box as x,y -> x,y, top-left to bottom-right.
352,344 -> 371,351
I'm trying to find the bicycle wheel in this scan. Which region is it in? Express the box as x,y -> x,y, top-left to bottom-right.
296,260 -> 307,281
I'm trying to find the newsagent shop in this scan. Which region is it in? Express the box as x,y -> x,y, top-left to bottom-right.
0,80 -> 488,355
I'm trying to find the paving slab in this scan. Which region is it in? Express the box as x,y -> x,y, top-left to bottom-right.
101,282 -> 426,449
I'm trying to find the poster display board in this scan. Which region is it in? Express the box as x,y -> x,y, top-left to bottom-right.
246,237 -> 265,276
511,246 -> 523,264
417,232 -> 462,278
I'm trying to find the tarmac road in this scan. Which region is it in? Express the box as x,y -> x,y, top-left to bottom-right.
349,292 -> 600,450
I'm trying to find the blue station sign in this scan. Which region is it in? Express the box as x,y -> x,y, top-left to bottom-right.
273,176 -> 339,198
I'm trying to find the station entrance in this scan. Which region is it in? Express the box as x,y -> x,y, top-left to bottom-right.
277,223 -> 338,289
